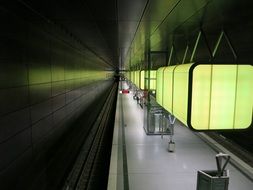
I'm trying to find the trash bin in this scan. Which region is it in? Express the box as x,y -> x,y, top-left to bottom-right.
148,107 -> 162,133
196,153 -> 230,190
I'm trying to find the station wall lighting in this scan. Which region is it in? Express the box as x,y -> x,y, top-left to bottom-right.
135,70 -> 140,87
157,63 -> 253,130
163,65 -> 177,115
140,70 -> 145,90
145,70 -> 157,90
156,67 -> 166,106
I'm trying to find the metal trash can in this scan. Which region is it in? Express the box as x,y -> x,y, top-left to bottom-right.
196,153 -> 230,190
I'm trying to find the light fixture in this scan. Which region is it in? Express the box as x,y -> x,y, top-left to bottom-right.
157,63 -> 253,130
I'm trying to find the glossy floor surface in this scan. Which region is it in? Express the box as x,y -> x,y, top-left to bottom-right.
108,81 -> 253,190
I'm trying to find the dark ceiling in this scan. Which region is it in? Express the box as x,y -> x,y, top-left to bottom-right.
13,0 -> 148,70
7,0 -> 253,70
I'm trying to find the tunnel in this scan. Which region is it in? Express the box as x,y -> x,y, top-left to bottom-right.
0,0 -> 253,190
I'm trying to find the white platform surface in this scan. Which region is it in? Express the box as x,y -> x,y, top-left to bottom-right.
108,82 -> 253,190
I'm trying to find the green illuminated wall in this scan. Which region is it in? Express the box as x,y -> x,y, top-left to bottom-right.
157,63 -> 253,130
140,70 -> 145,90
173,64 -> 193,124
156,67 -> 166,106
163,66 -> 177,113
136,70 -> 140,88
133,71 -> 136,85
191,64 -> 253,130
131,71 -> 135,84
150,70 -> 157,90
234,66 -> 253,128
145,70 -> 157,90
190,65 -> 211,129
134,70 -> 140,87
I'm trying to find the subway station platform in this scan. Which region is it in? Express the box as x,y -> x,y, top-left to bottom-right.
107,81 -> 253,190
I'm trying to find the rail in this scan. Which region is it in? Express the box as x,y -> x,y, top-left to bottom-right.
63,82 -> 118,190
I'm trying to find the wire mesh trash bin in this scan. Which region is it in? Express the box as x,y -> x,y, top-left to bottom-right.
196,153 -> 230,190
148,108 -> 162,133
196,170 -> 229,190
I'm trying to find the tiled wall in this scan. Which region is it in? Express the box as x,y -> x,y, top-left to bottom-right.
0,3 -> 114,188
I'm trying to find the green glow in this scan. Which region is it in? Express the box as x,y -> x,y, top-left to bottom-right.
133,71 -> 136,85
234,65 -> 253,129
29,67 -> 108,97
135,70 -> 140,87
131,71 -> 135,84
157,64 -> 253,130
51,65 -> 65,81
191,65 -> 211,130
156,67 -> 165,106
190,64 -> 253,130
29,66 -> 51,84
140,70 -> 145,90
134,71 -> 139,87
135,70 -> 137,86
133,71 -> 135,83
144,70 -> 157,90
138,70 -> 141,88
173,64 -> 193,125
209,65 -> 237,129
144,71 -> 148,89
163,66 -> 177,113
150,70 -> 157,90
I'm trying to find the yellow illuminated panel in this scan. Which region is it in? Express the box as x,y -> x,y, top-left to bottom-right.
173,64 -> 193,125
163,66 -> 177,113
157,63 -> 253,130
156,67 -> 166,106
209,65 -> 237,129
144,70 -> 148,89
234,65 -> 253,129
134,71 -> 137,85
140,70 -> 145,90
144,70 -> 157,90
133,71 -> 136,84
191,65 -> 211,130
134,71 -> 136,86
133,71 -> 135,83
134,71 -> 139,87
130,71 -> 134,83
150,70 -> 157,90
138,70 -> 141,87
191,64 -> 253,130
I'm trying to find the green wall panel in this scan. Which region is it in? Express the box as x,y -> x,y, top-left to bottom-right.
209,65 -> 237,129
150,70 -> 157,90
156,67 -> 166,106
192,64 -> 253,130
157,63 -> 253,130
191,65 -> 211,130
173,64 -> 193,125
144,70 -> 157,90
140,70 -> 145,90
163,66 -> 177,113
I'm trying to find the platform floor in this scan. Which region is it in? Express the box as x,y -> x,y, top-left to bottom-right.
107,82 -> 253,190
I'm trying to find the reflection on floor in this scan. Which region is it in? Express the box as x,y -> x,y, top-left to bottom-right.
107,82 -> 253,190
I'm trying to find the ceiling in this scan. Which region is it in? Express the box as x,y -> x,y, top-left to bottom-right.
16,0 -> 148,70
13,0 -> 253,70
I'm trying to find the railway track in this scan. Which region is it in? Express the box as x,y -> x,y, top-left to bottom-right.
63,82 -> 118,190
